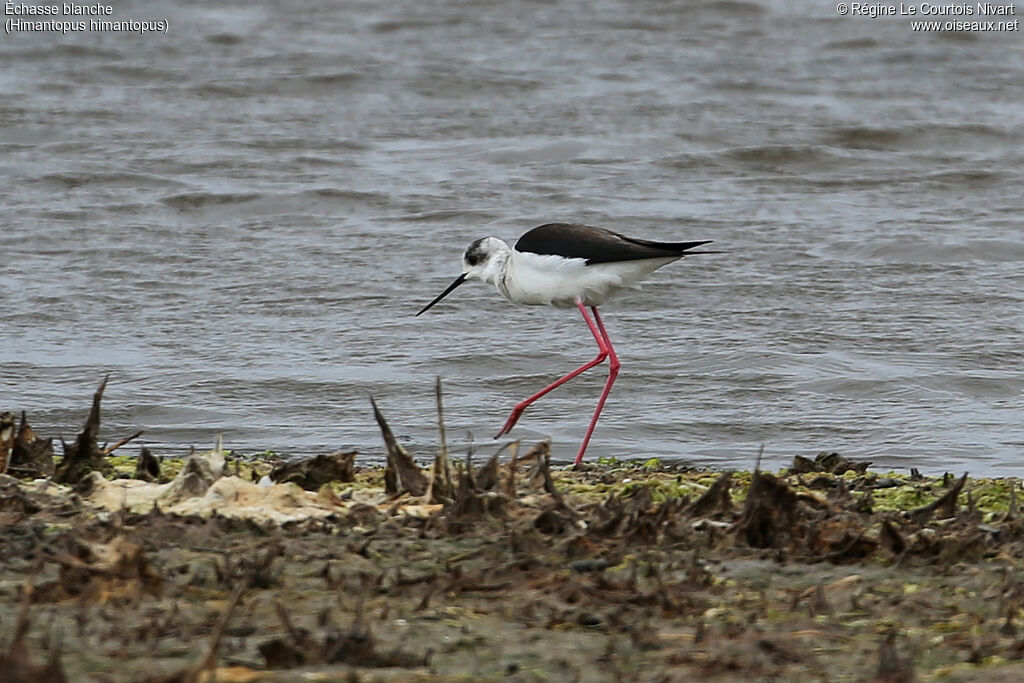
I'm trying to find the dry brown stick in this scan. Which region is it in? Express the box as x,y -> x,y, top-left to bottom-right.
435,376 -> 447,458
505,439 -> 520,498
0,411 -> 15,475
428,377 -> 455,504
10,567 -> 38,651
102,429 -> 144,455
198,585 -> 244,674
372,397 -> 428,496
274,599 -> 302,641
909,472 -> 968,524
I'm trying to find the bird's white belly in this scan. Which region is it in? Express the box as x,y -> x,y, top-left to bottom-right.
497,253 -> 679,308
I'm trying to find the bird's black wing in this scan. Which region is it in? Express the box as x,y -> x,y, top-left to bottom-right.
515,223 -> 712,264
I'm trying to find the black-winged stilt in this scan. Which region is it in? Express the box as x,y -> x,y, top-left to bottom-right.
416,222 -> 718,465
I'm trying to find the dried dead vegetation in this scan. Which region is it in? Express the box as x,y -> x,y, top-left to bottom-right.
3,378 -> 1024,681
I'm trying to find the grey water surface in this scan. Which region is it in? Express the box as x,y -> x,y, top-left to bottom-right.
2,0 -> 1022,474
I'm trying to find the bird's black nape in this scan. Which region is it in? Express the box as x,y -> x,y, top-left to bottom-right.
415,273 -> 467,316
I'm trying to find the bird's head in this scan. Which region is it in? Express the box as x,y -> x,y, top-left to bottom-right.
461,236 -> 509,283
415,236 -> 510,316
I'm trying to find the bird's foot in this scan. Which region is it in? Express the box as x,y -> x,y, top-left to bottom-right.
495,407 -> 525,439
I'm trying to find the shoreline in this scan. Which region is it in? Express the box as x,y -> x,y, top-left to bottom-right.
2,380 -> 1023,680
3,445 -> 1024,680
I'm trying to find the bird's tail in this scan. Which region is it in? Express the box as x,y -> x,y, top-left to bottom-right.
630,238 -> 726,255
676,240 -> 727,256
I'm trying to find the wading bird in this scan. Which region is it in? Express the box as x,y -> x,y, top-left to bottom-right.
416,222 -> 717,464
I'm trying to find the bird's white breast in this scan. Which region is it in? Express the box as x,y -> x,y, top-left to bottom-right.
497,250 -> 680,308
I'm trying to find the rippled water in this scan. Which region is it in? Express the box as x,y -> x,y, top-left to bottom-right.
2,0 -> 1022,474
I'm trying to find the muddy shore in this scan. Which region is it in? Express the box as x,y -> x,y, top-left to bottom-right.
3,383 -> 1024,681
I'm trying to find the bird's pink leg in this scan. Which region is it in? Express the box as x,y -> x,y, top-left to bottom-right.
495,300 -> 609,438
574,306 -> 620,465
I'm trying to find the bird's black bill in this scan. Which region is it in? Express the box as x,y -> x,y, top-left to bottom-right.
415,273 -> 467,316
